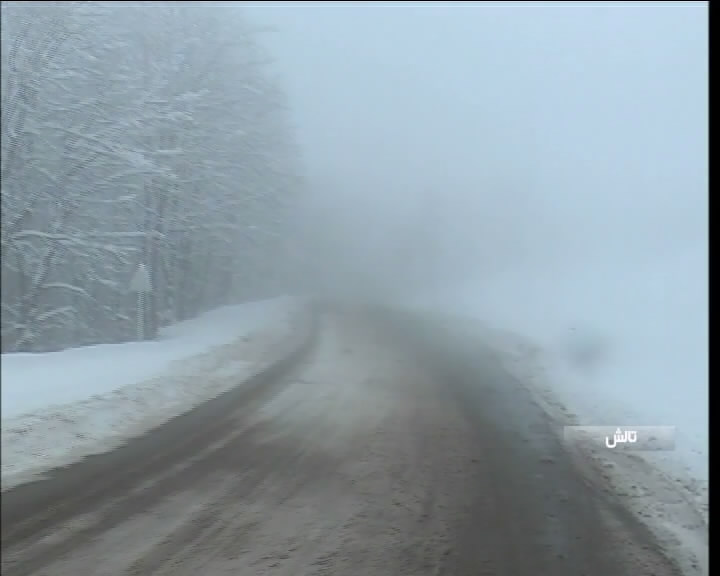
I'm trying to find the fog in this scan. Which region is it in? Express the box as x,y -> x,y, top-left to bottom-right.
1,1 -> 708,546
242,2 -> 708,490
245,2 -> 707,300
1,1 -> 706,352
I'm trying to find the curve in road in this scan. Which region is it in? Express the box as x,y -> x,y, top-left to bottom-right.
1,308 -> 682,576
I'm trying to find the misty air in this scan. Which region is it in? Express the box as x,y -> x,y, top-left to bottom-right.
1,2 -> 707,575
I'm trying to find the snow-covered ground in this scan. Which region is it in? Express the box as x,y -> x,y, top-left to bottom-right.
1,297 -> 306,490
407,243 -> 708,574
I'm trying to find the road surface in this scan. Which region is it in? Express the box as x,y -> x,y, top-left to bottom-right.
1,308 -> 682,576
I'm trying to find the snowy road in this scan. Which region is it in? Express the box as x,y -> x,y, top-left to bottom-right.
1,307 -> 684,576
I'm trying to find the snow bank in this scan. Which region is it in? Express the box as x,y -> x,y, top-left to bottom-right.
411,245 -> 707,491
2,298 -> 294,419
1,297 -> 307,490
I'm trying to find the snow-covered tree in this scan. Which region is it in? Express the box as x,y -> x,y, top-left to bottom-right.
1,1 -> 303,352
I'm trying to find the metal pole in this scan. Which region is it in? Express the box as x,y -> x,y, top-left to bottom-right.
137,292 -> 144,341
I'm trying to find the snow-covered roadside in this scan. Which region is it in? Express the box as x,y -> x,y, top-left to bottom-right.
399,312 -> 706,575
491,331 -> 707,576
475,326 -> 707,574
1,297 -> 308,491
404,245 -> 708,575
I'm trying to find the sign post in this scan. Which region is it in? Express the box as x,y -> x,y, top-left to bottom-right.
129,263 -> 152,341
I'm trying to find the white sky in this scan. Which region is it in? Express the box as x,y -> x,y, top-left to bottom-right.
244,1 -> 707,288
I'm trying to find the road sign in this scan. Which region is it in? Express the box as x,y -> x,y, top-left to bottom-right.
130,263 -> 152,292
